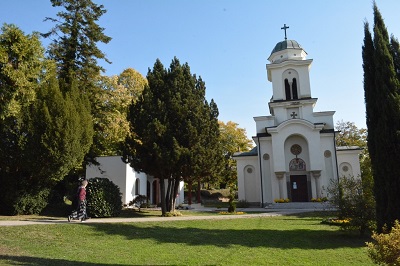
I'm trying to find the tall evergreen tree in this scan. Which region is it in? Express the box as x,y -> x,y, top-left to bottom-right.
123,58 -> 222,215
0,63 -> 93,215
363,3 -> 400,231
43,0 -> 112,164
43,0 -> 111,90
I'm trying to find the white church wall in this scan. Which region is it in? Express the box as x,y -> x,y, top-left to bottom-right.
129,169 -> 147,199
284,135 -> 310,172
337,148 -> 362,178
272,106 -> 287,125
235,156 -> 258,202
296,64 -> 312,98
301,105 -> 315,121
86,156 -> 129,204
313,112 -> 335,129
244,165 -> 260,203
257,138 -> 274,204
254,116 -> 275,134
269,121 -> 324,171
318,134 -> 338,197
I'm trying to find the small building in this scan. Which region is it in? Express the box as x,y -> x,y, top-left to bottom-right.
233,36 -> 362,206
86,156 -> 184,206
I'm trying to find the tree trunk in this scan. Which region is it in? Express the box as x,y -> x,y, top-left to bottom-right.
171,177 -> 180,211
159,178 -> 166,216
196,178 -> 201,203
187,180 -> 193,205
165,178 -> 172,212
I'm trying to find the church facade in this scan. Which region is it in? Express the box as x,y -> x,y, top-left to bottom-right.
233,37 -> 361,206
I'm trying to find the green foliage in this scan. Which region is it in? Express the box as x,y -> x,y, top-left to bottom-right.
94,69 -> 147,156
128,195 -> 148,211
219,121 -> 253,187
86,177 -> 122,217
0,25 -> 92,215
200,189 -> 231,199
123,57 -> 222,215
44,0 -> 111,87
363,3 -> 400,232
327,175 -> 375,235
13,188 -> 51,215
367,220 -> 400,265
227,190 -> 236,213
0,23 -> 44,119
43,0 -> 114,163
0,213 -> 374,265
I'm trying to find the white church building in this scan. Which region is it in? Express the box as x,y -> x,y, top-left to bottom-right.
86,156 -> 185,206
233,34 -> 361,206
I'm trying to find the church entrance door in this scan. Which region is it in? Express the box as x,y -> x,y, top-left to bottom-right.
290,175 -> 308,202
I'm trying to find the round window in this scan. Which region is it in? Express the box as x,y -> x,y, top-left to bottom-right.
290,144 -> 302,155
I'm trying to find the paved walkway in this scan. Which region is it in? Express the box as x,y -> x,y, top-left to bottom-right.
0,207 -> 324,227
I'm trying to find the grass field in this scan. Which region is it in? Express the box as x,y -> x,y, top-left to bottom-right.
0,211 -> 373,265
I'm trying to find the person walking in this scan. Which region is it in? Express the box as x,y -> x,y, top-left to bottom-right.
68,179 -> 89,222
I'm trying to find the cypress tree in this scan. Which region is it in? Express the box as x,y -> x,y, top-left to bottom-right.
363,3 -> 400,231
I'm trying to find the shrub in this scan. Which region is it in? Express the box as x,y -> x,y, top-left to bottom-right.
236,199 -> 250,208
274,198 -> 290,203
13,188 -> 51,215
227,188 -> 236,213
327,175 -> 375,235
86,177 -> 122,218
311,197 -> 328,202
367,220 -> 400,265
128,195 -> 148,211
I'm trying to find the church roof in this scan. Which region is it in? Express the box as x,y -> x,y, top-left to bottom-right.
233,146 -> 258,157
270,39 -> 302,55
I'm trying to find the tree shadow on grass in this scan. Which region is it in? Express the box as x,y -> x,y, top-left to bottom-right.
0,255 -> 132,266
83,221 -> 369,250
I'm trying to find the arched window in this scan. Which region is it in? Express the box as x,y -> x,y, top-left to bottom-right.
285,79 -> 291,100
135,178 -> 140,195
292,78 -> 298,99
289,158 -> 306,171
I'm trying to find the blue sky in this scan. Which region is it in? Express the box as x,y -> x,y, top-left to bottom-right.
1,0 -> 400,140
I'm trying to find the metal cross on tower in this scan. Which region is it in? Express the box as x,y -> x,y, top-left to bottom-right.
281,24 -> 289,40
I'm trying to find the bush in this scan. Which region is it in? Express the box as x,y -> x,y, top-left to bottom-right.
128,195 -> 148,211
200,189 -> 230,199
367,220 -> 400,265
274,198 -> 290,203
86,177 -> 122,218
327,175 -> 375,235
13,188 -> 51,215
236,199 -> 250,208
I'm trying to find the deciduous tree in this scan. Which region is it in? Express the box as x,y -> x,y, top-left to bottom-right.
219,120 -> 253,187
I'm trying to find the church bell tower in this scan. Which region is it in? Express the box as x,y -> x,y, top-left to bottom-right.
266,25 -> 315,123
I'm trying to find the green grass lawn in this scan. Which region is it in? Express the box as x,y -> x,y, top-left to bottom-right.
0,212 -> 373,265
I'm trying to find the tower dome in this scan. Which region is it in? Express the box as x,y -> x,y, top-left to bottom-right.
268,39 -> 307,64
270,40 -> 302,55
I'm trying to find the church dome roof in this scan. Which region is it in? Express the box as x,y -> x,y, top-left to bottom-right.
270,40 -> 302,55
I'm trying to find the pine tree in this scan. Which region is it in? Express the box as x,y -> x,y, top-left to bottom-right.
43,0 -> 111,90
43,0 -> 112,163
363,3 -> 400,231
123,58 -> 222,215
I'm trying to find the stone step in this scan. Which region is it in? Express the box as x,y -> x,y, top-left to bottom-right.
265,202 -> 334,210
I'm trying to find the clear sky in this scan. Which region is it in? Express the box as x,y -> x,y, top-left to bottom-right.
1,0 -> 400,140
